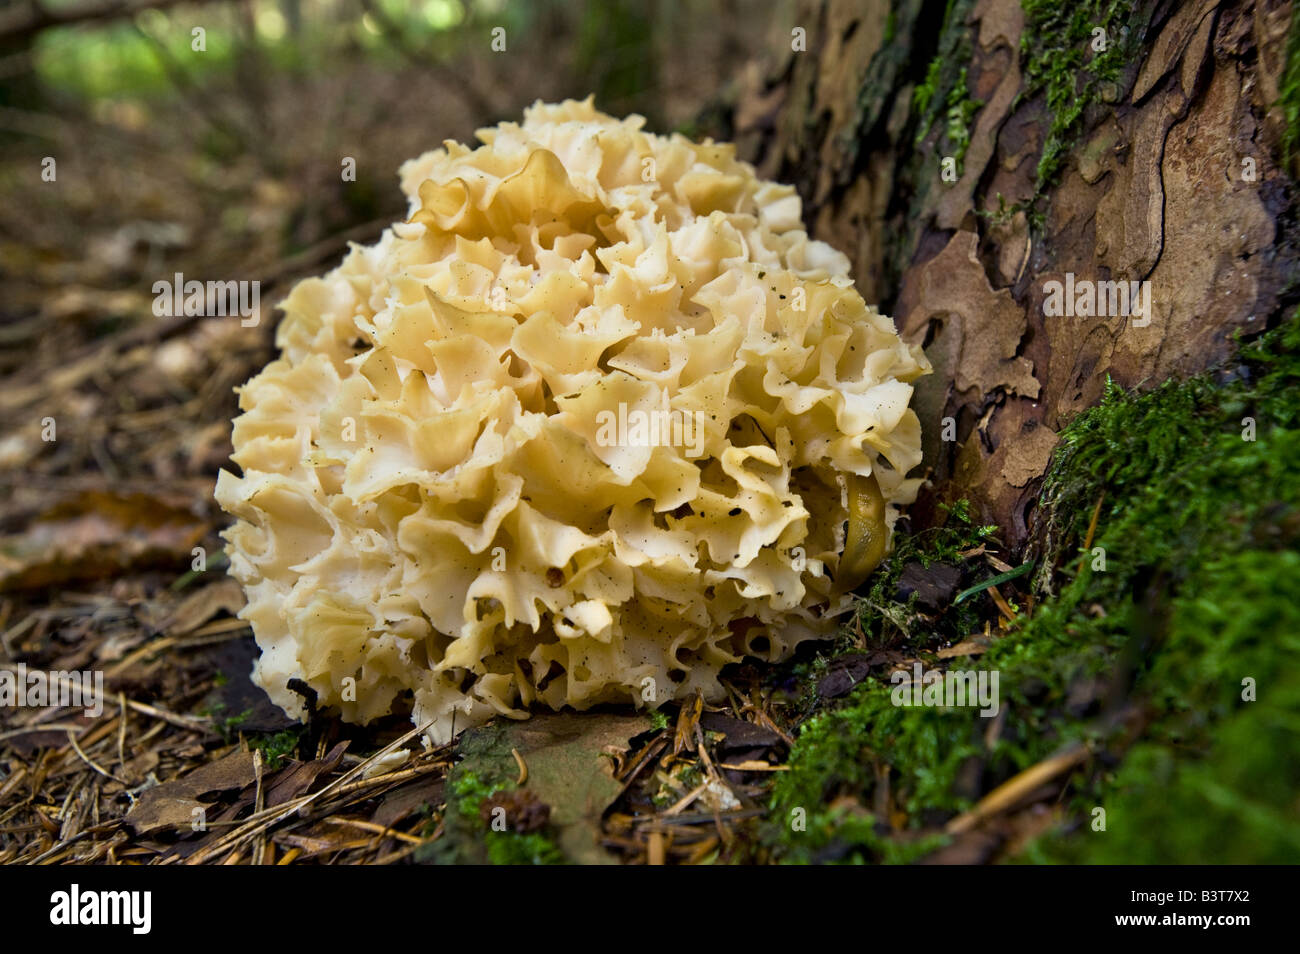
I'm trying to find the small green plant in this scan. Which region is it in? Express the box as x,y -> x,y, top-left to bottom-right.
911,0 -> 978,166
247,728 -> 304,771
210,704 -> 252,742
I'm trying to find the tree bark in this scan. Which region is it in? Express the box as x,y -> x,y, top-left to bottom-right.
715,0 -> 1298,550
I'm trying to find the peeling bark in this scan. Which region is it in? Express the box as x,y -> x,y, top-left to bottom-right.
721,0 -> 1299,549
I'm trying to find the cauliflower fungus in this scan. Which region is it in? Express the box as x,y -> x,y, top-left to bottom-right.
216,99 -> 929,743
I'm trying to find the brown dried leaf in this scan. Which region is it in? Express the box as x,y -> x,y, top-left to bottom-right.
263,741 -> 348,809
456,712 -> 651,865
999,419 -> 1059,488
162,579 -> 245,637
0,491 -> 208,592
126,749 -> 257,835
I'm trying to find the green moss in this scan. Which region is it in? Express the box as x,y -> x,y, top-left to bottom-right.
763,502 -> 1004,863
1001,316 -> 1300,862
771,501 -> 998,732
1061,551 -> 1300,863
943,69 -> 983,172
442,769 -> 493,823
912,60 -> 985,174
767,312 -> 1300,864
856,499 -> 998,647
1018,0 -> 1145,200
768,688 -> 974,863
246,728 -> 304,771
484,828 -> 565,865
912,55 -> 944,124
209,704 -> 253,742
423,733 -> 566,865
911,0 -> 977,162
192,699 -> 306,773
447,770 -> 565,865
1281,0 -> 1300,174
202,699 -> 305,770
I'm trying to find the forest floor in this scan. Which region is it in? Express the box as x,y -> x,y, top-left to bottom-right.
4,273 -> 1296,863
3,14 -> 1299,862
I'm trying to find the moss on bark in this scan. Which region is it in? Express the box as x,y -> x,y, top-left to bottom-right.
764,313 -> 1300,864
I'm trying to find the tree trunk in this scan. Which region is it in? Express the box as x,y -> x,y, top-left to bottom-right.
715,0 -> 1298,550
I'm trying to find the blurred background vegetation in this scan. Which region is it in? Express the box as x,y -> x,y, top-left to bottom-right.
0,0 -> 789,328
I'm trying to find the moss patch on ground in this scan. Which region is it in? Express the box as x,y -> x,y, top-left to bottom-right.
440,769 -> 565,865
419,722 -> 566,865
765,313 -> 1300,864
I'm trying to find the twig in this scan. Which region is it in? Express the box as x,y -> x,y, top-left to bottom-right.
945,742 -> 1089,834
329,817 -> 422,845
511,747 -> 528,786
180,719 -> 435,865
65,729 -> 122,783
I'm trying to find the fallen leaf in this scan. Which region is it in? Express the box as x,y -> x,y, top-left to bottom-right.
998,420 -> 1059,488
0,491 -> 208,592
894,561 -> 964,611
673,692 -> 703,757
455,712 -> 651,864
936,639 -> 991,659
262,741 -> 348,809
201,636 -> 299,734
698,711 -> 786,782
126,749 -> 257,835
816,650 -> 904,700
162,578 -> 245,636
372,777 -> 444,830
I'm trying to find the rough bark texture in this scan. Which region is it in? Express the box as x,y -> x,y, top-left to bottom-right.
716,0 -> 1298,550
